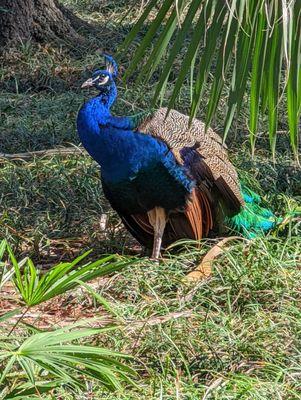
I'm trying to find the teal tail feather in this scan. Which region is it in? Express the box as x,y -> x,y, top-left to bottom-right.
226,185 -> 280,238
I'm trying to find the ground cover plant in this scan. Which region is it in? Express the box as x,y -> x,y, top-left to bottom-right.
0,240 -> 136,398
0,0 -> 300,398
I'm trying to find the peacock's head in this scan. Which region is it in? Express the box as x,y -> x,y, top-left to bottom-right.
81,55 -> 118,92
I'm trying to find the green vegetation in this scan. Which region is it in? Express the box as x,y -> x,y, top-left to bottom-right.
122,0 -> 301,159
0,240 -> 136,398
0,0 -> 300,398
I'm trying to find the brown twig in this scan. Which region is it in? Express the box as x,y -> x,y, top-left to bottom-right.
7,306 -> 30,336
0,146 -> 87,163
124,309 -> 193,332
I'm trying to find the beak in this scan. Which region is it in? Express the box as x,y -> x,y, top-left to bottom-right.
81,78 -> 94,89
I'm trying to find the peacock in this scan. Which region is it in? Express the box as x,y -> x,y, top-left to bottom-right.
77,55 -> 277,260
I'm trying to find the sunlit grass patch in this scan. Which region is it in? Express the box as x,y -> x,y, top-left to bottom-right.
0,156 -> 130,258
0,0 -> 300,398
89,234 -> 301,398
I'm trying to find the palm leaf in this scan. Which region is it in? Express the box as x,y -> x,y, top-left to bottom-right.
136,0 -> 185,84
190,1 -> 227,122
152,0 -> 204,104
205,11 -> 237,127
5,244 -> 135,307
123,0 -> 175,80
0,325 -> 136,393
121,0 -> 301,158
286,0 -> 301,161
249,2 -> 269,155
223,1 -> 258,142
167,2 -> 212,112
266,1 -> 283,158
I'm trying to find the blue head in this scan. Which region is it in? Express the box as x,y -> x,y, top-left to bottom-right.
81,55 -> 118,109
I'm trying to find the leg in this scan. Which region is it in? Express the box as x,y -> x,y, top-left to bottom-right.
147,207 -> 167,260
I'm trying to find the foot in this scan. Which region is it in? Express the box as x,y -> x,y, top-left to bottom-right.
150,256 -> 160,264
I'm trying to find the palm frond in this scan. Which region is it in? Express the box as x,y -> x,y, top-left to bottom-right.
0,324 -> 136,396
5,244 -> 135,307
0,244 -> 137,398
121,0 -> 301,159
0,239 -> 14,291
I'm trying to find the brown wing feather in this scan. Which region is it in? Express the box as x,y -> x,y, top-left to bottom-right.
139,108 -> 244,212
126,188 -> 213,249
132,214 -> 154,235
185,189 -> 203,240
103,180 -> 213,249
184,189 -> 213,240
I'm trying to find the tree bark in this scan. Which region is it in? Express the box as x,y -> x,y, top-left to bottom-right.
0,0 -> 84,47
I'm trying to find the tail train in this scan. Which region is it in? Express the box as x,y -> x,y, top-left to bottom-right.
226,184 -> 281,238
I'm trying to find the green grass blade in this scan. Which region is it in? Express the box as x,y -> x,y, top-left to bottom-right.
0,239 -> 7,259
75,279 -> 121,319
0,309 -> 22,323
0,239 -> 14,291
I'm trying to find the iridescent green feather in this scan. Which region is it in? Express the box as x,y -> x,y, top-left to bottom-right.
226,183 -> 281,238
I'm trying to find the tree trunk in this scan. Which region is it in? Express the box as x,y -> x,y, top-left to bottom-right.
0,0 -> 85,47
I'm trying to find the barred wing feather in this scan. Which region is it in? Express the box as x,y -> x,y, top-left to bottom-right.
139,108 -> 244,213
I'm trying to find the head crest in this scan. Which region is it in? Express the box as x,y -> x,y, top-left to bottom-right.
103,54 -> 118,78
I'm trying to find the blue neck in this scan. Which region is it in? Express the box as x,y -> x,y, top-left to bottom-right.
77,95 -> 166,183
97,82 -> 117,109
77,82 -> 117,151
77,93 -> 139,182
77,91 -> 193,191
77,96 -> 111,163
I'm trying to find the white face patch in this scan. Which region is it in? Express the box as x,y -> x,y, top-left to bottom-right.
95,75 -> 110,86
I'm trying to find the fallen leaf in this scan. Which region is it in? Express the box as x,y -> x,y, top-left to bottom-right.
185,236 -> 245,282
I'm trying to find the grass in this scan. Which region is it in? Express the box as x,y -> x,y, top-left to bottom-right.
0,0 -> 300,398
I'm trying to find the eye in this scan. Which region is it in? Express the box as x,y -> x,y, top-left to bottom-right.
99,75 -> 110,85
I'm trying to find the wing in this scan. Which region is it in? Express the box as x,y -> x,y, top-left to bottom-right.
139,108 -> 244,214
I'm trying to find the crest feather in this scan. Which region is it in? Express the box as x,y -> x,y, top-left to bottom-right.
104,54 -> 118,78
